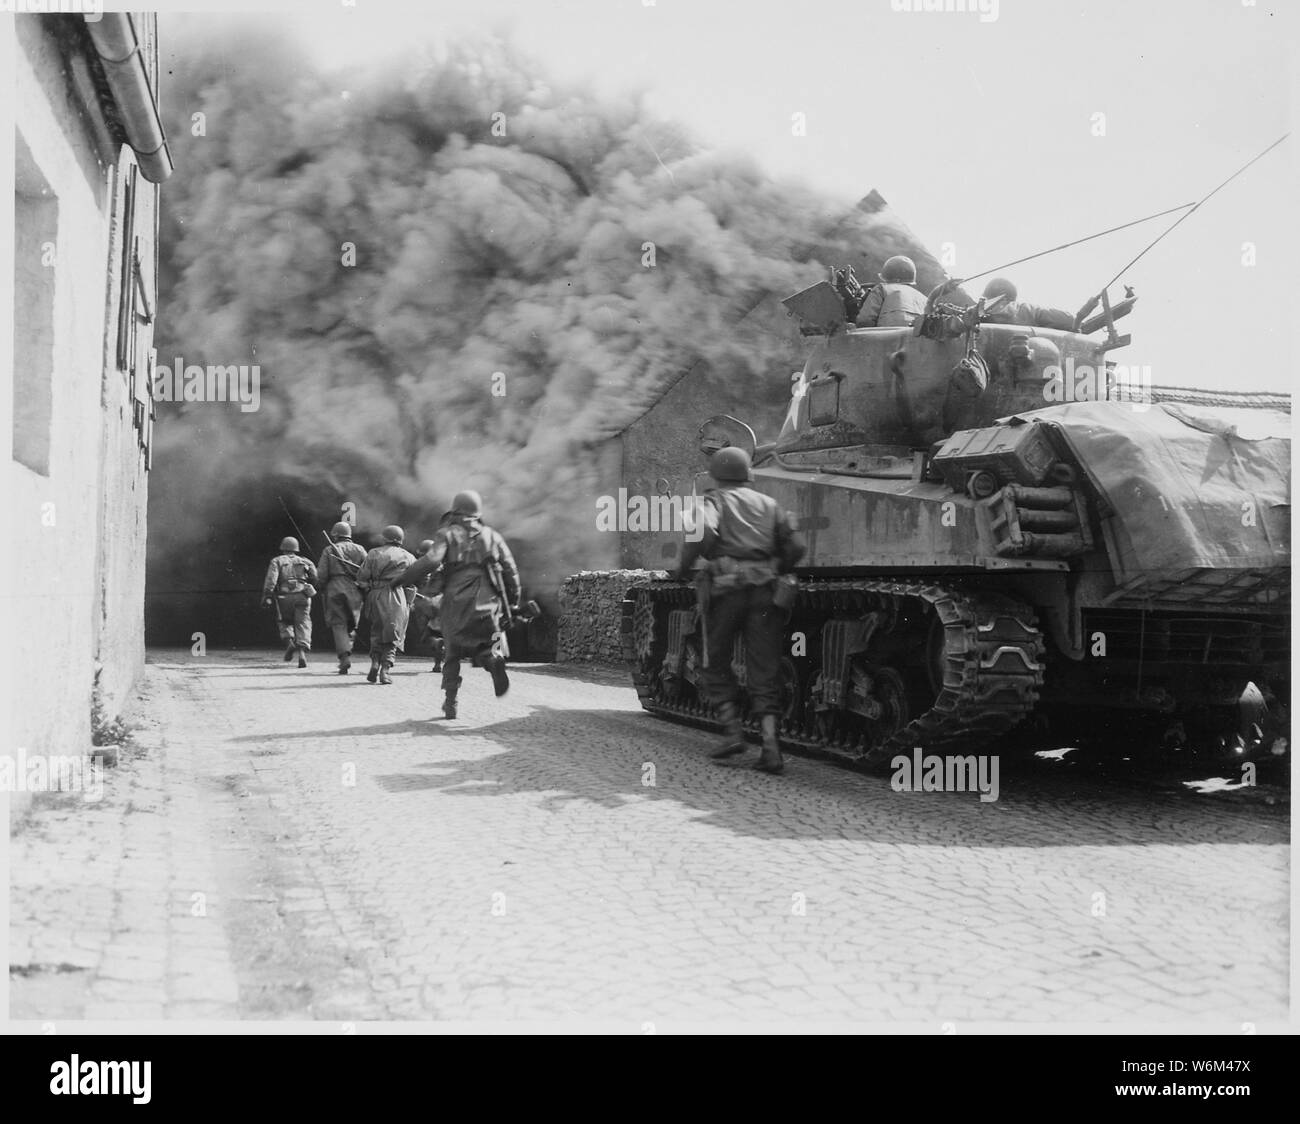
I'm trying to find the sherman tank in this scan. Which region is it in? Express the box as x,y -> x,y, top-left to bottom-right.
621,278 -> 1290,768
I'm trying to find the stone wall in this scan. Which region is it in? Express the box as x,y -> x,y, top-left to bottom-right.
556,570 -> 665,664
8,17 -> 160,826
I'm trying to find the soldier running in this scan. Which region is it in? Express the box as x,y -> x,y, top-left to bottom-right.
261,536 -> 318,668
356,525 -> 416,685
678,447 -> 806,774
396,491 -> 520,719
316,521 -> 367,675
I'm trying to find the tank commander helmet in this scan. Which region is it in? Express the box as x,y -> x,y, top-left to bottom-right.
279,536 -> 298,553
330,522 -> 352,540
382,525 -> 405,544
709,446 -> 753,483
983,277 -> 1018,302
452,490 -> 483,517
879,255 -> 917,285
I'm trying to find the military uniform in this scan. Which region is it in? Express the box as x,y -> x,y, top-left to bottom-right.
679,448 -> 805,774
397,492 -> 519,718
854,281 -> 928,328
261,538 -> 317,667
981,277 -> 1075,330
983,300 -> 1075,331
855,255 -> 928,328
407,537 -> 446,673
356,526 -> 416,684
316,522 -> 368,674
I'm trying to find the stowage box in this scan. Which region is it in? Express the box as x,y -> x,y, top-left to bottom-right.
931,420 -> 1056,489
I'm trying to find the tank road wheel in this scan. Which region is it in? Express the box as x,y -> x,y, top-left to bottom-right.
863,666 -> 910,768
682,639 -> 707,713
628,577 -> 1045,773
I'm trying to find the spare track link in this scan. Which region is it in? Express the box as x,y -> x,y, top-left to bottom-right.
621,577 -> 1045,770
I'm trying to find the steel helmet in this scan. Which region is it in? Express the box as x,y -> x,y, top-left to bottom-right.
709,446 -> 753,483
879,255 -> 917,284
452,490 -> 483,516
417,539 -> 435,554
330,521 -> 352,540
279,536 -> 298,552
983,277 -> 1018,302
382,524 -> 405,544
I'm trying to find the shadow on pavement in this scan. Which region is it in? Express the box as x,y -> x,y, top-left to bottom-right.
244,706 -> 1289,849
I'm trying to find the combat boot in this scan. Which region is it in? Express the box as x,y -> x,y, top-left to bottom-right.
442,678 -> 461,719
710,701 -> 747,759
366,655 -> 379,684
297,647 -> 308,669
487,654 -> 510,697
754,714 -> 784,775
283,642 -> 295,662
338,652 -> 350,675
379,660 -> 393,685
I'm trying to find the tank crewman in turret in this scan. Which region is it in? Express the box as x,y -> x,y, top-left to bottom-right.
395,491 -> 520,720
261,537 -> 318,669
677,447 -> 806,775
356,525 -> 416,685
316,521 -> 368,675
855,255 -> 928,328
980,277 -> 1076,330
408,537 -> 447,674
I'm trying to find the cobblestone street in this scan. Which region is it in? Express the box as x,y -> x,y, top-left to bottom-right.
9,650 -> 1289,1029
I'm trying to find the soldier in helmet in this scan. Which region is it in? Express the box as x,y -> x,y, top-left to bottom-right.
261,536 -> 318,668
855,255 -> 928,328
678,447 -> 806,774
980,277 -> 1075,330
408,537 -> 447,674
395,491 -> 519,719
356,525 -> 416,685
316,521 -> 368,674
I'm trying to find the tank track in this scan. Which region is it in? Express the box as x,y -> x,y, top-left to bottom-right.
622,577 -> 1046,771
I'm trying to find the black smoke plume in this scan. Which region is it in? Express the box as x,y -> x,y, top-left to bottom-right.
146,23 -> 939,648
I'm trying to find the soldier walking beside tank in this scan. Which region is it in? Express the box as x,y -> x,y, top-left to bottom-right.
855,255 -> 928,328
261,537 -> 318,668
356,525 -> 416,685
678,447 -> 806,774
395,491 -> 519,719
316,521 -> 368,675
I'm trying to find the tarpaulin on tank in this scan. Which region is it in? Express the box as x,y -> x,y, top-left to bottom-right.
1012,402 -> 1290,572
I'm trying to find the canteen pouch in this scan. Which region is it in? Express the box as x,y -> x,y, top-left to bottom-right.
772,573 -> 798,611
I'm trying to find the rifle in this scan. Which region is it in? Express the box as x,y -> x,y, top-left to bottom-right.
694,563 -> 711,669
484,557 -> 541,630
320,531 -> 363,573
483,558 -> 512,628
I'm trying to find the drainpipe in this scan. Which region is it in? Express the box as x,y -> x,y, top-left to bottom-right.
83,13 -> 173,184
